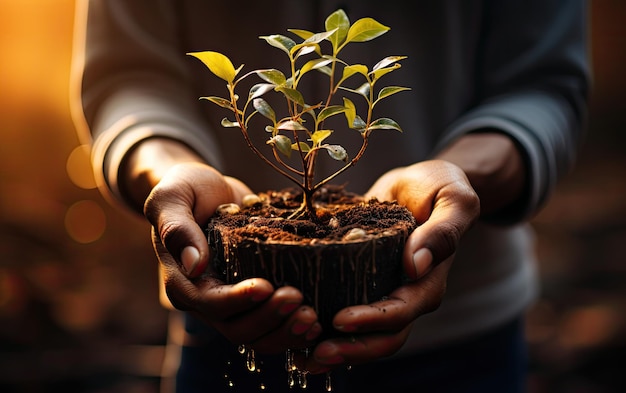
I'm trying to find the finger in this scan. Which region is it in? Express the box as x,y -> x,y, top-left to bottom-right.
331,257 -> 453,334
302,324 -> 413,373
247,305 -> 322,354
209,286 -> 310,346
144,164 -> 236,277
403,176 -> 478,279
154,225 -> 276,314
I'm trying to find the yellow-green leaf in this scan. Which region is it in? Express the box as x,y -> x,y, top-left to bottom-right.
345,18 -> 389,43
259,34 -> 296,55
310,130 -> 333,146
288,29 -> 314,40
292,141 -> 311,153
275,86 -> 305,106
300,58 -> 333,77
342,97 -> 356,127
373,55 -> 407,71
187,51 -> 237,83
370,63 -> 401,81
317,105 -> 346,123
255,69 -> 286,85
220,117 -> 240,128
325,9 -> 350,51
377,86 -> 411,101
368,117 -> 403,132
200,96 -> 233,110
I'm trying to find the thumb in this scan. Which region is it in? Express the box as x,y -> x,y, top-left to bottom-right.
403,185 -> 479,280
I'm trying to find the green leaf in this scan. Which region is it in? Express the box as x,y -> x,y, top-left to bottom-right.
267,135 -> 292,157
300,58 -> 333,77
259,34 -> 296,55
352,115 -> 367,131
310,130 -> 333,146
368,117 -> 403,132
275,86 -> 305,106
324,145 -> 348,161
187,51 -> 238,83
277,120 -> 308,131
377,86 -> 411,101
355,82 -> 371,98
249,83 -> 275,100
345,18 -> 390,43
253,98 -> 276,122
220,118 -> 240,128
291,29 -> 336,58
370,63 -> 401,81
373,55 -> 407,71
293,44 -> 319,59
325,9 -> 350,51
317,105 -> 346,123
200,96 -> 233,110
302,29 -> 338,45
255,69 -> 286,85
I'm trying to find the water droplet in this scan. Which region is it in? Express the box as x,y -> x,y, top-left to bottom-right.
325,371 -> 333,391
299,372 -> 308,388
288,372 -> 296,388
246,348 -> 256,371
238,344 -> 246,354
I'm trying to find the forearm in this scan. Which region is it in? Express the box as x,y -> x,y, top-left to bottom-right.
435,132 -> 526,219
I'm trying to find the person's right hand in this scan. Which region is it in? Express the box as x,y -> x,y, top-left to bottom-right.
143,162 -> 322,353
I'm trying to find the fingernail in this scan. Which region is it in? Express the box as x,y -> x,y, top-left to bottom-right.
181,246 -> 200,275
412,248 -> 433,279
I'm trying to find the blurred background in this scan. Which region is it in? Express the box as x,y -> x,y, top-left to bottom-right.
0,1 -> 624,392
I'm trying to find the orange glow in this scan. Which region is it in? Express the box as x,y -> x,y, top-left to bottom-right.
64,199 -> 106,244
66,144 -> 97,189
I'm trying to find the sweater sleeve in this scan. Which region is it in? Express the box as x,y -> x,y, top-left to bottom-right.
70,0 -> 222,208
435,0 -> 590,223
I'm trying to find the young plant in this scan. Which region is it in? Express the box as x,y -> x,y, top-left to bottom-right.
188,9 -> 409,220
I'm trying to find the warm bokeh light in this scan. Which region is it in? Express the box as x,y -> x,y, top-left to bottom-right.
66,144 -> 97,189
64,199 -> 106,244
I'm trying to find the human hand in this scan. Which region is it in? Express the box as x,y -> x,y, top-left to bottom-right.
145,162 -> 322,353
299,160 -> 480,372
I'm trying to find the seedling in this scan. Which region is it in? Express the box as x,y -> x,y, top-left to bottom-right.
188,9 -> 409,220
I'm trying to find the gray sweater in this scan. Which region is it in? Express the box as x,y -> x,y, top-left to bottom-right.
71,0 -> 589,354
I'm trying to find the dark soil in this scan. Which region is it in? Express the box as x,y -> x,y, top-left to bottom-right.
210,185 -> 417,243
206,185 -> 418,333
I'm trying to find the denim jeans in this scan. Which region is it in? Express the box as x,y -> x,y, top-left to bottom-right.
175,314 -> 528,393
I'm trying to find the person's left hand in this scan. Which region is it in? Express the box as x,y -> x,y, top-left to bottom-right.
298,159 -> 480,373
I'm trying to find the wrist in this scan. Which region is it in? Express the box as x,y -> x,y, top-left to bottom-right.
119,138 -> 206,213
435,131 -> 527,218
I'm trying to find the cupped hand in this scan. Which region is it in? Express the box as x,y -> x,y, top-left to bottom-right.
144,162 -> 322,353
300,160 -> 480,372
